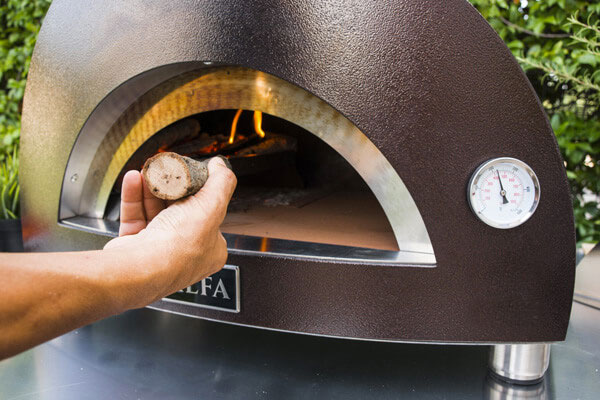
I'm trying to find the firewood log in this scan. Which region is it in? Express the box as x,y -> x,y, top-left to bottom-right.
168,133 -> 224,156
235,134 -> 297,156
142,152 -> 231,200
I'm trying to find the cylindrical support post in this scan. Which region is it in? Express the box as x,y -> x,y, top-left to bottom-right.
489,344 -> 551,384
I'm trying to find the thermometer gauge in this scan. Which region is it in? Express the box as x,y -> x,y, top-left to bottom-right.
468,157 -> 540,229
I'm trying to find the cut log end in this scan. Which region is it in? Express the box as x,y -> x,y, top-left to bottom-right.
143,153 -> 197,200
142,152 -> 231,201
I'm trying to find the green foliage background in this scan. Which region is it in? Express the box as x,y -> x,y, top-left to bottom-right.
470,0 -> 600,245
0,0 -> 599,246
0,0 -> 51,218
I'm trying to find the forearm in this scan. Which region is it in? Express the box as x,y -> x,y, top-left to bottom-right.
0,158 -> 235,360
0,247 -> 162,359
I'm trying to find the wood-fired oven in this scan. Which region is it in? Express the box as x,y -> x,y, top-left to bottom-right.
20,0 -> 575,382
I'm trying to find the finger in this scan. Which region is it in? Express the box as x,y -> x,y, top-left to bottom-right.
142,174 -> 166,221
191,156 -> 237,220
119,170 -> 147,236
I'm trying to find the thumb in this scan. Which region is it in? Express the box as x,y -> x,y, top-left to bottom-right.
191,156 -> 237,220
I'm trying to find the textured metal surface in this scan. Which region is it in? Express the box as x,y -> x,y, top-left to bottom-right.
61,66 -> 435,256
0,301 -> 599,400
20,0 -> 575,342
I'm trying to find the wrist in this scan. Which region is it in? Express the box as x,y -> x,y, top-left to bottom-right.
101,237 -> 176,312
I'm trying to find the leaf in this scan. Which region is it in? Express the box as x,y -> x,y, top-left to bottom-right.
550,113 -> 562,130
532,20 -> 547,34
488,5 -> 501,18
0,182 -> 8,219
508,40 -> 524,50
569,149 -> 585,164
577,53 -> 598,67
527,44 -> 542,56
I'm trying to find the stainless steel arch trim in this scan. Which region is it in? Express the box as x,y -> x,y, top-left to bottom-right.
59,216 -> 436,266
59,61 -> 211,220
61,65 -> 435,258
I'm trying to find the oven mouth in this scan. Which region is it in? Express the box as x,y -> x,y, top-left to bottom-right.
59,63 -> 435,266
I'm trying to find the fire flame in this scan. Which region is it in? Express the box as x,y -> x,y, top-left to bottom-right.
229,109 -> 266,145
228,109 -> 243,144
253,110 -> 266,138
259,237 -> 268,252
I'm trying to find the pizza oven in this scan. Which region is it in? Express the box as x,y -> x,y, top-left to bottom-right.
20,0 -> 575,383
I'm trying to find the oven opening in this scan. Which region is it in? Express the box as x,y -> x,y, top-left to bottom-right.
109,110 -> 399,252
60,65 -> 434,265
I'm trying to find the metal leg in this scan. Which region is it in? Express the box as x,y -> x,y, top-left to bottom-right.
489,344 -> 551,384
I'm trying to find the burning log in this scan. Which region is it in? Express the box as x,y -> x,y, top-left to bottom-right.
142,152 -> 231,200
168,133 -> 224,156
235,133 -> 296,156
133,110 -> 298,200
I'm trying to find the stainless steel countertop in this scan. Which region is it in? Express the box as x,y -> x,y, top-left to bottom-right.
1,243 -> 599,399
0,298 -> 598,399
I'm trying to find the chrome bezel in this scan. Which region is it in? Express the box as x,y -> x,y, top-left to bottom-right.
467,157 -> 541,229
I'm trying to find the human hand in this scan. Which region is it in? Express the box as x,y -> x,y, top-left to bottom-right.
103,157 -> 237,308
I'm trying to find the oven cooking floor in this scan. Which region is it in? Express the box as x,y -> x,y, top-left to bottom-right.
221,191 -> 399,251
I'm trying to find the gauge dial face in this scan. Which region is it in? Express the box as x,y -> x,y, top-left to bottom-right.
468,158 -> 540,229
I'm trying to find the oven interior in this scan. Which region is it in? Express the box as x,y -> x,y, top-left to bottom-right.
108,110 -> 399,252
